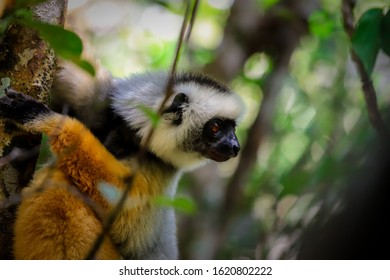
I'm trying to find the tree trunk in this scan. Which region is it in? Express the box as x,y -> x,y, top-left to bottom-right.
0,0 -> 67,260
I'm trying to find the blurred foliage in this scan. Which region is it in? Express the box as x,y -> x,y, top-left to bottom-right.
19,0 -> 390,259
154,196 -> 197,215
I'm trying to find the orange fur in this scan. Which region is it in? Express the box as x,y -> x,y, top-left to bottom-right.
14,113 -> 171,259
14,169 -> 121,259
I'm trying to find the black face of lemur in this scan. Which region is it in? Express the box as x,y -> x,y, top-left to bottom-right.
202,118 -> 240,162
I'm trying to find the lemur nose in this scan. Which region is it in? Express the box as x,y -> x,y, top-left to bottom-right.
232,144 -> 240,157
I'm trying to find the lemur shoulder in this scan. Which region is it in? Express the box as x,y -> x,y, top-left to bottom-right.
0,62 -> 243,259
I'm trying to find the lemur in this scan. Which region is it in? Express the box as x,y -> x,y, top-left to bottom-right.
0,62 -> 243,259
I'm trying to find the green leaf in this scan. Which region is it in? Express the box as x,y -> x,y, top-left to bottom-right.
137,105 -> 160,128
17,17 -> 95,75
72,58 -> 96,76
153,196 -> 197,214
351,8 -> 383,77
20,18 -> 83,58
0,77 -> 11,96
380,9 -> 390,56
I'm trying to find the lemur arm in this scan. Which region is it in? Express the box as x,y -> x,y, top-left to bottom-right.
0,91 -> 131,204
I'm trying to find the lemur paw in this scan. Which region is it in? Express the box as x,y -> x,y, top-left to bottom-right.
0,89 -> 51,124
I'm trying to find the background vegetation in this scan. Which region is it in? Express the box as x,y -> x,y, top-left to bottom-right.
1,0 -> 390,259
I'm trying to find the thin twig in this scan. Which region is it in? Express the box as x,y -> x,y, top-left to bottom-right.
85,0 -> 198,259
341,0 -> 389,141
185,0 -> 200,43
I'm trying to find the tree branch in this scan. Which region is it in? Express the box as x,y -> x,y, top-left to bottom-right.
341,0 -> 389,141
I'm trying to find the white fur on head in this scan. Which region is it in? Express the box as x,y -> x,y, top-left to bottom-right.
111,72 -> 243,170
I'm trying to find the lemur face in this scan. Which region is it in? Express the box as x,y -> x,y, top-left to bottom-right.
111,72 -> 243,170
152,75 -> 243,169
161,92 -> 240,162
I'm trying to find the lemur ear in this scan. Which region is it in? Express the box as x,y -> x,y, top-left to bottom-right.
162,93 -> 188,125
163,93 -> 188,113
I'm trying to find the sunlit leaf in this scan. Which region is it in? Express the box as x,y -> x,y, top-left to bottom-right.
351,8 -> 383,77
154,196 -> 197,214
380,9 -> 390,56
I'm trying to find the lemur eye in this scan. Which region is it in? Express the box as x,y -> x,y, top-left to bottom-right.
211,121 -> 220,134
204,118 -> 225,139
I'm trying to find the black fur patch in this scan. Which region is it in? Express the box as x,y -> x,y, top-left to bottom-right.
102,113 -> 141,159
174,73 -> 231,94
0,90 -> 51,124
162,93 -> 189,126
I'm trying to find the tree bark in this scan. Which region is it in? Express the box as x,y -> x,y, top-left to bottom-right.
0,0 -> 67,260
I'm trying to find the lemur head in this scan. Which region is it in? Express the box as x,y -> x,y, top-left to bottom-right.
111,72 -> 243,170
